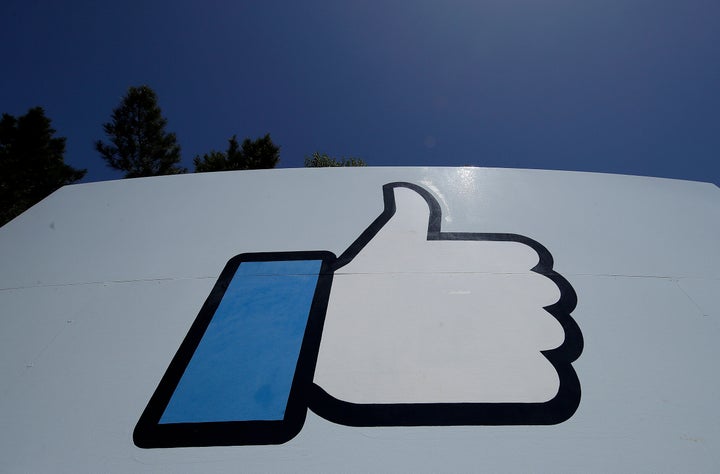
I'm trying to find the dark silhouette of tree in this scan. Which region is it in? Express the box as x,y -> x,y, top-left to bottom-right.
0,107 -> 86,226
96,85 -> 185,178
304,152 -> 367,167
194,134 -> 280,172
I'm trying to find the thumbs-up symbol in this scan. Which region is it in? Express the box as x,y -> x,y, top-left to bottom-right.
134,182 -> 582,448
310,183 -> 582,426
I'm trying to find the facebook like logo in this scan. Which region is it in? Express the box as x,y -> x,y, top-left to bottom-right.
134,182 -> 582,448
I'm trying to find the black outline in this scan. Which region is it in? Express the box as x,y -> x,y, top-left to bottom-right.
133,251 -> 336,448
309,182 -> 582,427
134,182 -> 582,448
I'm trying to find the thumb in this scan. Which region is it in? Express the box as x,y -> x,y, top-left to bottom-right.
333,183 -> 438,272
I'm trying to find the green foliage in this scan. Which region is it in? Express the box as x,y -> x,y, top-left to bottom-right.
96,85 -> 185,178
304,152 -> 367,167
194,134 -> 280,172
0,107 -> 86,226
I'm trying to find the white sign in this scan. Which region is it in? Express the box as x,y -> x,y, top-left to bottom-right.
1,168 -> 718,472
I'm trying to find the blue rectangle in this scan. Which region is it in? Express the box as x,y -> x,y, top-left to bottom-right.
159,259 -> 322,424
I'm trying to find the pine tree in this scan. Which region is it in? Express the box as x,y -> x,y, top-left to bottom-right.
237,134 -> 280,170
193,134 -> 280,172
96,86 -> 185,178
0,107 -> 86,226
304,152 -> 367,167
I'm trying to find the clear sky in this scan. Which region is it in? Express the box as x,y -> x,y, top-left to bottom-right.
2,0 -> 719,184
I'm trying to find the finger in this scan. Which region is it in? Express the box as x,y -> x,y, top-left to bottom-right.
334,184 -> 435,272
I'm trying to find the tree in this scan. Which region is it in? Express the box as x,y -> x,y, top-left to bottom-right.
304,152 -> 367,167
0,107 -> 86,226
96,85 -> 185,178
193,134 -> 280,172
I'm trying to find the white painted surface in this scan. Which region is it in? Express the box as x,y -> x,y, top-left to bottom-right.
1,167 -> 719,472
315,187 -> 564,403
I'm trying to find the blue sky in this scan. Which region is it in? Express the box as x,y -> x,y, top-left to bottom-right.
2,0 -> 719,184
